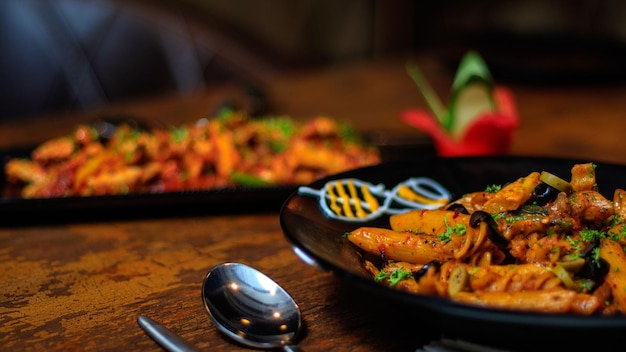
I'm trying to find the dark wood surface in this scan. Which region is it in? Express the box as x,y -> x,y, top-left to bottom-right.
2,54 -> 626,351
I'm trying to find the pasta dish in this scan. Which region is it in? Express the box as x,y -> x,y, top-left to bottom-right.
346,163 -> 626,315
3,112 -> 380,198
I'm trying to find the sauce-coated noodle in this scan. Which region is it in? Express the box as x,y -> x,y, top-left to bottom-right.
347,163 -> 626,315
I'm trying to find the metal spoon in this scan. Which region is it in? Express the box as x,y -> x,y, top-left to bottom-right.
202,262 -> 302,351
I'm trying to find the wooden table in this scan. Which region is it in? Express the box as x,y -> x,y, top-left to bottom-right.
2,54 -> 626,351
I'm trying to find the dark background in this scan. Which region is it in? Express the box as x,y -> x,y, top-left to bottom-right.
2,0 -> 625,120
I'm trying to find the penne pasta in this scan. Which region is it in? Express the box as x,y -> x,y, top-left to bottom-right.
451,289 -> 594,314
347,227 -> 449,264
4,113 -> 380,198
346,163 -> 626,315
600,238 -> 626,312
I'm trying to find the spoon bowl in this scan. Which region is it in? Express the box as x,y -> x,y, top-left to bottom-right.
202,262 -> 302,351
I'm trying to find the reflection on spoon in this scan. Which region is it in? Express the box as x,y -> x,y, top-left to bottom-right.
202,262 -> 303,351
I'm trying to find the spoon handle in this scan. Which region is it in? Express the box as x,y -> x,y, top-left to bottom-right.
137,316 -> 199,352
283,344 -> 303,352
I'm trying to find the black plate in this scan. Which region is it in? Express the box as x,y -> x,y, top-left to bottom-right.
0,136 -> 435,226
280,156 -> 626,351
0,185 -> 296,226
0,149 -> 298,226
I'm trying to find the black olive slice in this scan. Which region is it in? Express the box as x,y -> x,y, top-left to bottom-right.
446,203 -> 469,215
577,236 -> 610,282
413,260 -> 441,280
469,211 -> 513,263
526,182 -> 560,206
469,211 -> 508,249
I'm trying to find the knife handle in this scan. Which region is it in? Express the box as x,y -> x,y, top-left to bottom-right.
137,316 -> 199,352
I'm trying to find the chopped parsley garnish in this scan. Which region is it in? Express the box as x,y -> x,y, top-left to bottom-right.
439,217 -> 466,242
376,267 -> 414,287
485,184 -> 502,193
566,235 -> 581,251
337,122 -> 359,143
578,279 -> 594,292
609,214 -> 623,226
374,270 -> 388,282
580,229 -> 605,242
591,247 -> 601,267
263,116 -> 295,137
389,268 -> 413,287
492,212 -> 506,221
171,127 -> 189,143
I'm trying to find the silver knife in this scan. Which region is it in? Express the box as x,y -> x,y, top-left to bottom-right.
137,316 -> 199,352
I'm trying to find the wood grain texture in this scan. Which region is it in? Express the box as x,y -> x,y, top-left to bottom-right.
0,215 -> 433,351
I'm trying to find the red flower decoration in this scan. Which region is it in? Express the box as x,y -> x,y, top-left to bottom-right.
401,51 -> 519,157
401,86 -> 519,156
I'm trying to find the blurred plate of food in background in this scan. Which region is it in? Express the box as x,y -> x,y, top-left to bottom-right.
0,110 -> 391,225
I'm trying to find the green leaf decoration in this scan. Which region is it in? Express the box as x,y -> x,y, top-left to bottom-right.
446,51 -> 496,137
406,51 -> 497,139
406,62 -> 446,125
450,51 -> 494,93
